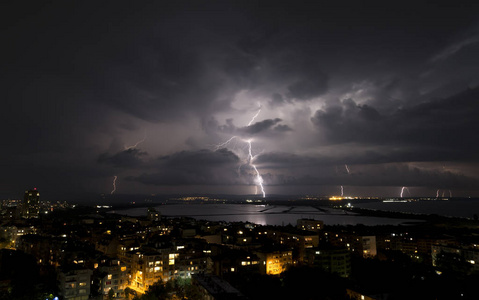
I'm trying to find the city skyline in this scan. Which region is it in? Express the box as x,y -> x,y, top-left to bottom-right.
2,2 -> 479,201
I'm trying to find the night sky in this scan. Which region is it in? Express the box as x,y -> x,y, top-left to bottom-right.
2,1 -> 479,201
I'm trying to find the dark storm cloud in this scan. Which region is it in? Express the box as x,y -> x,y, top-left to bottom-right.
241,118 -> 282,135
131,149 -> 243,186
265,165 -> 479,190
255,152 -> 323,168
158,149 -> 239,167
273,124 -> 293,132
255,148 -> 458,170
203,117 -> 290,138
311,87 -> 479,160
2,1 -> 479,199
287,71 -> 328,101
269,93 -> 287,107
98,149 -> 147,169
1,1 -> 265,126
311,98 -> 383,143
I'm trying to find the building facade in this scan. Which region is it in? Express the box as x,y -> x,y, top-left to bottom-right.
58,268 -> 93,300
22,188 -> 40,219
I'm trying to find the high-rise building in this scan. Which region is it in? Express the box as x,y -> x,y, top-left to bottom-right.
22,188 -> 40,219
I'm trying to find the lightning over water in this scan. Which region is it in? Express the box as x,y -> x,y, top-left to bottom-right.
400,186 -> 410,198
111,176 -> 118,194
341,164 -> 350,197
215,104 -> 266,197
246,139 -> 265,198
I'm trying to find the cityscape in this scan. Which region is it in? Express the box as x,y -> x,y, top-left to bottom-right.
3,1 -> 479,300
2,190 -> 479,299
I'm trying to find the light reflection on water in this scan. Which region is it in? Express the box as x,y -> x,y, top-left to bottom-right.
112,204 -> 420,226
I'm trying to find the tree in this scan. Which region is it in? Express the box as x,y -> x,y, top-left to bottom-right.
124,287 -> 134,300
108,288 -> 115,300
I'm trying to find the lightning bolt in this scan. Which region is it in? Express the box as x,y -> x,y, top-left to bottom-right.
111,176 -> 117,195
248,103 -> 262,126
215,104 -> 266,198
214,136 -> 238,151
436,189 -> 440,198
341,164 -> 351,197
246,139 -> 265,198
400,186 -> 410,198
124,132 -> 147,150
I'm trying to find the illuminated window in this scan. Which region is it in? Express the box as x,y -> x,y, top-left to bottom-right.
79,282 -> 86,287
107,274 -> 112,280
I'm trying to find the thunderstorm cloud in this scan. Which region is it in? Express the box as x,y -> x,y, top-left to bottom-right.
2,1 -> 479,200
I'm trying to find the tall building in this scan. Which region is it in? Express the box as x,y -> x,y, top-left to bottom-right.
22,188 -> 40,219
57,267 -> 93,300
254,247 -> 293,275
304,247 -> 351,278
